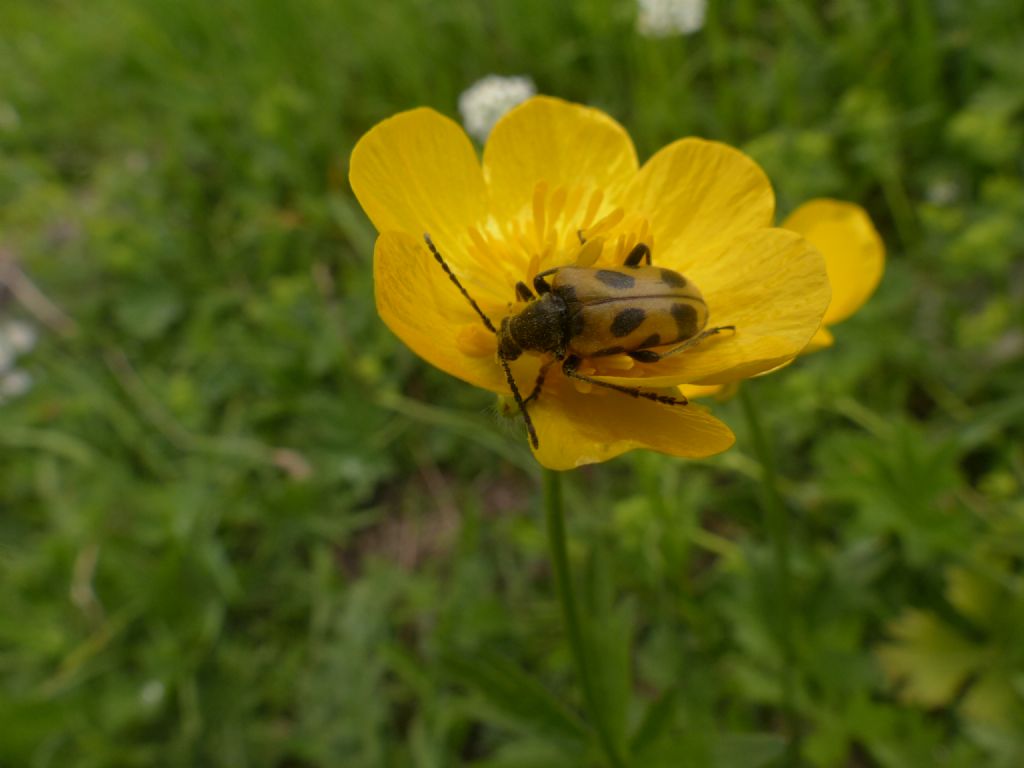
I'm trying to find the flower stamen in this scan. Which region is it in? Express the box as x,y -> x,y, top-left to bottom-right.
575,237 -> 604,267
581,189 -> 604,231
595,354 -> 636,372
532,181 -> 548,247
548,185 -> 568,231
581,206 -> 625,242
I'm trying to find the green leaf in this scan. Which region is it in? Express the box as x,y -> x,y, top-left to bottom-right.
713,732 -> 787,768
946,566 -> 999,626
113,287 -> 183,340
579,543 -> 634,759
470,738 -> 591,768
629,686 -> 679,755
960,670 -> 1021,729
877,610 -> 986,707
441,648 -> 589,746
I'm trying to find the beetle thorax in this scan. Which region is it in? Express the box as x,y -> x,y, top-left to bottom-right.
502,294 -> 568,359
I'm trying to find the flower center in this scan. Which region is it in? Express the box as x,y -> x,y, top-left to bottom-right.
464,181 -> 656,295
458,181 -> 685,394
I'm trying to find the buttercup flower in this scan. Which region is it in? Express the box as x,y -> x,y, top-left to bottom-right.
350,96 -> 830,469
680,199 -> 883,401
782,199 -> 884,352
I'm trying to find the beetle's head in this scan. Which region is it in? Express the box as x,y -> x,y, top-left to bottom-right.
497,316 -> 523,361
504,294 -> 566,356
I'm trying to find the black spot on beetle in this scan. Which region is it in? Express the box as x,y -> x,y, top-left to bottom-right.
610,307 -> 646,337
594,346 -> 626,356
596,270 -> 636,289
671,303 -> 698,338
660,269 -> 687,288
638,333 -> 661,348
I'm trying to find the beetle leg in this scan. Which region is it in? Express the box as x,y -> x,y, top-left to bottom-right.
633,325 -> 736,361
524,358 -> 556,404
577,229 -> 586,245
562,355 -> 689,406
533,268 -> 558,295
497,355 -> 539,449
628,349 -> 661,363
624,243 -> 651,267
515,281 -> 535,302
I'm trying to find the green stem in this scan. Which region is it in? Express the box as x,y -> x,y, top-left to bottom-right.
738,387 -> 801,765
543,469 -> 627,768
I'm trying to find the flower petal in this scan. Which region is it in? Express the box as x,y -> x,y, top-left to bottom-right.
528,379 -> 735,470
595,228 -> 830,387
483,96 -> 638,220
350,108 -> 487,251
623,138 -> 775,267
804,326 -> 835,353
782,199 -> 884,327
374,231 -> 506,393
680,382 -> 736,401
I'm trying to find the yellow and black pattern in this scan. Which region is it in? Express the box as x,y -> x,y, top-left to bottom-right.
550,266 -> 709,358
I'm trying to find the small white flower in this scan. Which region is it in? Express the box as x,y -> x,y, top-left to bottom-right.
636,0 -> 707,38
139,679 -> 166,708
0,339 -> 12,374
458,75 -> 536,142
0,369 -> 33,400
925,179 -> 960,206
2,319 -> 38,355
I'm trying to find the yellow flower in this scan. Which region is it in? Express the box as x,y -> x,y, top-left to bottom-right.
680,198 -> 884,402
782,199 -> 885,352
350,96 -> 830,470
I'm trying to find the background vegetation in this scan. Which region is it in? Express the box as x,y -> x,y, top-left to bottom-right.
1,1 -> 1022,766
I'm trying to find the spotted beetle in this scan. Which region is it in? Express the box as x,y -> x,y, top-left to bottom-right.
424,234 -> 733,449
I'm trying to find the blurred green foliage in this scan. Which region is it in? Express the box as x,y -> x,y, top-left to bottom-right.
1,0 -> 1023,766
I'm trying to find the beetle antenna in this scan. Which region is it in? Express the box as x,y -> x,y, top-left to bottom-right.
425,234 -> 540,450
499,357 -> 539,449
423,234 -> 496,333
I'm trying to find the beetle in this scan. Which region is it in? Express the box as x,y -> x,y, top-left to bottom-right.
424,233 -> 733,449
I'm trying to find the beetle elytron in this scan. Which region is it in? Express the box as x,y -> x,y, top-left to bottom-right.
424,234 -> 733,449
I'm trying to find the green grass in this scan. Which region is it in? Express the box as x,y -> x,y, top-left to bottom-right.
2,0 -> 1023,766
